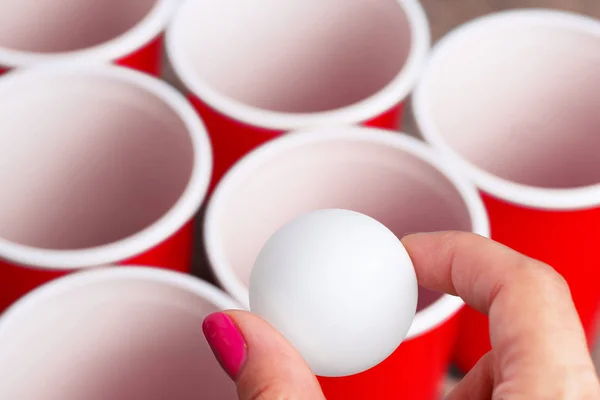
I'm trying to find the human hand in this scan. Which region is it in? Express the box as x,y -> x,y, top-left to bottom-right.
202,231 -> 600,399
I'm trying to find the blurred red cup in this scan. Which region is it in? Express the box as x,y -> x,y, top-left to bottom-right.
0,64 -> 212,313
166,0 -> 430,187
203,126 -> 490,400
0,267 -> 240,399
0,0 -> 177,75
413,9 -> 600,373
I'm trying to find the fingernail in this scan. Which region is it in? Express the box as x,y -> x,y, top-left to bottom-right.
202,312 -> 247,380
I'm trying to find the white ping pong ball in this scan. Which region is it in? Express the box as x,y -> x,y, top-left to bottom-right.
249,209 -> 418,377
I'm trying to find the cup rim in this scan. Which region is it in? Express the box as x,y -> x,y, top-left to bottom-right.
0,266 -> 242,338
166,0 -> 430,130
203,126 -> 490,338
0,64 -> 213,270
0,0 -> 176,68
413,8 -> 600,211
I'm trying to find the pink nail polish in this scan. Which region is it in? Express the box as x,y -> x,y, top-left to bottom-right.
202,312 -> 247,380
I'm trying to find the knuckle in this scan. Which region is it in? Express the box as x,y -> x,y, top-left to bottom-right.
518,259 -> 570,294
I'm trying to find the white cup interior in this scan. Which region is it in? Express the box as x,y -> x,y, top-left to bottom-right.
417,12 -> 600,190
171,0 -> 412,113
0,70 -> 194,251
0,269 -> 238,400
0,0 -> 159,53
206,131 -> 476,315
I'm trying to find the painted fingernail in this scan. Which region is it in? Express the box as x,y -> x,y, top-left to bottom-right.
202,312 -> 247,380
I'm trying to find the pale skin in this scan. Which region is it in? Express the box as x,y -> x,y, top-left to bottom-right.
216,232 -> 600,399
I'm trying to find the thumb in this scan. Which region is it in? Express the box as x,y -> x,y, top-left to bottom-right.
203,310 -> 326,400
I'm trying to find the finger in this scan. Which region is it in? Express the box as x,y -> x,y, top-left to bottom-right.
402,231 -> 600,398
203,310 -> 326,400
446,352 -> 494,400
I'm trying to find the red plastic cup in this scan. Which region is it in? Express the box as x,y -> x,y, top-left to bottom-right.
0,0 -> 177,75
166,0 -> 430,187
413,9 -> 600,373
0,267 -> 240,399
0,64 -> 212,313
204,126 -> 490,400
